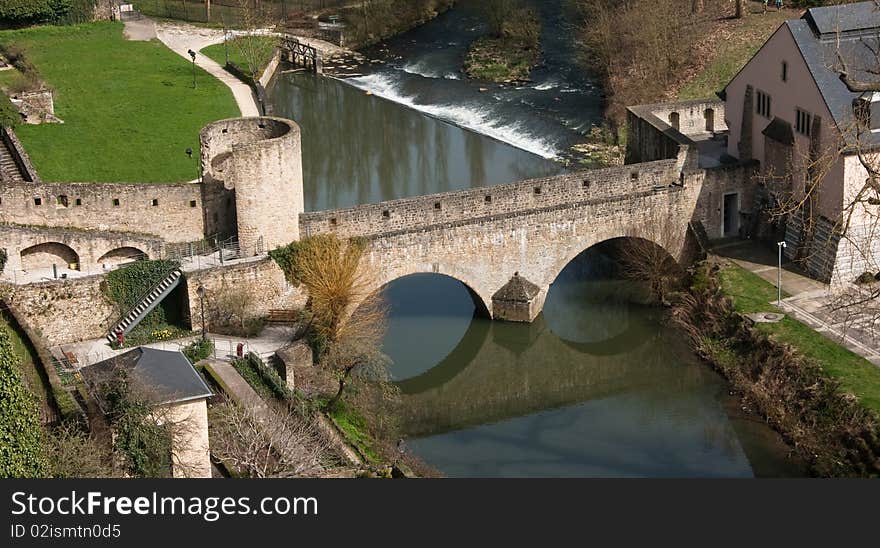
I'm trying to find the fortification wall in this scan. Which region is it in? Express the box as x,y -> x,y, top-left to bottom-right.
184,259 -> 307,333
5,275 -> 116,345
692,162 -> 760,239
626,99 -> 727,164
300,156 -> 688,238
0,181 -> 207,243
200,117 -> 304,254
0,224 -> 165,274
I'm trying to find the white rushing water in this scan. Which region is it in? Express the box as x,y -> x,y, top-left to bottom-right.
343,73 -> 561,160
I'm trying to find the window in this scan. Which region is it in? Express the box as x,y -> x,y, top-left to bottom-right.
151,199 -> 159,206
189,200 -> 197,208
485,195 -> 492,203
56,195 -> 68,208
534,187 -> 542,195
33,197 -> 42,206
756,90 -> 772,118
781,61 -> 788,82
75,198 -> 82,206
112,198 -> 120,206
795,108 -> 813,136
434,202 -> 441,210
382,210 -> 390,219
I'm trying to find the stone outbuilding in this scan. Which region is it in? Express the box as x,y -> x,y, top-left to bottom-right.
80,347 -> 213,478
492,273 -> 544,322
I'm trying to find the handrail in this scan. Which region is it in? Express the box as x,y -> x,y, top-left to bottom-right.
108,263 -> 181,335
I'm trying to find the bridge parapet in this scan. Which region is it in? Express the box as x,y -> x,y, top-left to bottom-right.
301,155 -> 688,239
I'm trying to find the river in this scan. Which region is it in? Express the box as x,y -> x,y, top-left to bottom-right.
267,0 -> 802,477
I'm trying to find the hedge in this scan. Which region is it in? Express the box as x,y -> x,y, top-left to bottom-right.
0,325 -> 48,477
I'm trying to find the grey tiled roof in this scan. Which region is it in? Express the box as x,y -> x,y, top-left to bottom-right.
787,2 -> 880,149
81,347 -> 212,410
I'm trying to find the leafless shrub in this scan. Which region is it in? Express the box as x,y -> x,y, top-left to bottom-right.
210,400 -> 336,478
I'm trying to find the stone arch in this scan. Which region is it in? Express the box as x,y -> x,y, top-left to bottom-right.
370,269 -> 492,318
375,271 -> 491,318
20,242 -> 80,271
544,233 -> 684,291
97,246 -> 147,268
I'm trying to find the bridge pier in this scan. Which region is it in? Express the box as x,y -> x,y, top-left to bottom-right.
491,273 -> 546,323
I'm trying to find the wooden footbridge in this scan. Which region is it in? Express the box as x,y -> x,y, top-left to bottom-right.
280,35 -> 322,74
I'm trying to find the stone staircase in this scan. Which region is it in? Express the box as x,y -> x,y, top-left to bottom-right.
0,136 -> 25,182
106,268 -> 183,344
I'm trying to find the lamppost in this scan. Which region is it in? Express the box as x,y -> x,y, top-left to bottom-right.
197,285 -> 207,341
185,147 -> 198,182
777,241 -> 787,307
188,49 -> 197,89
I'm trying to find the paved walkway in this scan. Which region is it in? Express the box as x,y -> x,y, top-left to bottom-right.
55,325 -> 299,369
154,22 -> 260,117
202,358 -> 268,411
713,239 -> 880,366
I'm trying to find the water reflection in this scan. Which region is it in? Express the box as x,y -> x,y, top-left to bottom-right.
381,248 -> 800,477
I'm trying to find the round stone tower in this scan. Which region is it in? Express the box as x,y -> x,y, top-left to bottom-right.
199,117 -> 304,255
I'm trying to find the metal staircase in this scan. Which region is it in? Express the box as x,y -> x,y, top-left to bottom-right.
106,268 -> 183,344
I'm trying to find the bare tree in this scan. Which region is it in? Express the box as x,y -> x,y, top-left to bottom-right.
210,401 -> 334,478
617,207 -> 687,302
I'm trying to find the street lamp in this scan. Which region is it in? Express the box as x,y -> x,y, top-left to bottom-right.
777,241 -> 787,307
187,49 -> 197,89
196,284 -> 207,341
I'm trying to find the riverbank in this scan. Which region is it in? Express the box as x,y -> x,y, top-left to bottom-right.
672,262 -> 880,477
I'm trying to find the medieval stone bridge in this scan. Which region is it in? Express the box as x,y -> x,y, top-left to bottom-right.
300,147 -> 705,321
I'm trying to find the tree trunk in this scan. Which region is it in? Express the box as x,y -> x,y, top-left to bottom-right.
325,367 -> 353,412
735,0 -> 745,18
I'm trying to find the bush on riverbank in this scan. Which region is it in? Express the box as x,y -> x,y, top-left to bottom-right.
672,263 -> 880,477
464,0 -> 540,83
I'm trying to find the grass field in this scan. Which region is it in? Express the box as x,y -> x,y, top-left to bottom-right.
719,263 -> 880,414
0,22 -> 239,182
201,35 -> 277,78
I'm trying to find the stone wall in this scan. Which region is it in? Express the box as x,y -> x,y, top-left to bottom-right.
5,274 -> 116,345
0,224 -> 165,275
626,99 -> 727,165
200,117 -> 304,255
300,155 -> 689,239
10,89 -> 60,124
1,127 -> 39,182
692,162 -> 760,240
184,259 -> 307,332
0,181 -> 207,243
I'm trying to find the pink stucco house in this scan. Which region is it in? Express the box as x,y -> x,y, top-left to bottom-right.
723,1 -> 880,283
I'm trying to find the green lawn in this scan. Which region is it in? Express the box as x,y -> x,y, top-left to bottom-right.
678,9 -> 791,100
0,22 -> 239,182
719,263 -> 880,414
200,35 -> 276,80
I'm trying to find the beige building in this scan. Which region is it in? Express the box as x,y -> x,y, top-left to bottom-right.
80,347 -> 213,478
723,1 -> 880,283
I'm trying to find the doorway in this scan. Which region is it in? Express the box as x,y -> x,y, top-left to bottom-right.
704,108 -> 715,133
723,193 -> 739,237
